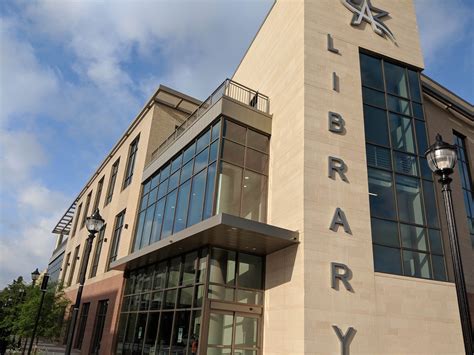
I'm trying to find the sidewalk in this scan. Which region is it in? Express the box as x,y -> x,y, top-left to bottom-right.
7,340 -> 80,355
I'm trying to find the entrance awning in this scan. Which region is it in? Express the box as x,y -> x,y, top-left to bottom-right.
110,213 -> 299,272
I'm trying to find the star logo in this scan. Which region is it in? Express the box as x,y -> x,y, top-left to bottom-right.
341,0 -> 397,44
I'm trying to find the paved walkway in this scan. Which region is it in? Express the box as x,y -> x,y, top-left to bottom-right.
6,340 -> 80,354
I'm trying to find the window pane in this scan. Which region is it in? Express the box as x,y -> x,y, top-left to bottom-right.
152,263 -> 166,289
143,312 -> 159,354
360,54 -> 384,90
389,114 -> 415,153
171,153 -> 182,173
423,180 -> 440,228
238,253 -> 263,289
403,250 -> 432,279
203,162 -> 217,220
160,164 -> 170,181
210,248 -> 236,285
158,179 -> 168,199
156,312 -> 173,352
161,189 -> 177,239
384,62 -> 408,98
194,285 -> 205,307
221,139 -> 245,166
178,287 -> 193,309
236,289 -> 263,305
371,218 -> 399,247
246,148 -> 268,174
183,143 -> 196,163
167,258 -> 181,288
211,120 -> 221,141
419,158 -> 433,180
217,163 -> 243,216
428,229 -> 443,255
362,86 -> 386,108
387,95 -> 411,115
139,293 -> 150,311
173,180 -> 191,233
396,175 -> 425,225
366,144 -> 392,170
124,313 -> 136,352
187,169 -> 207,226
373,245 -> 402,275
408,70 -> 422,102
196,128 -> 211,153
140,204 -> 156,248
247,129 -> 269,153
235,316 -> 258,347
208,313 -> 233,346
241,171 -> 267,222
171,311 -> 191,352
163,289 -> 177,309
134,212 -> 146,251
394,152 -> 418,176
415,120 -> 428,157
368,168 -> 397,219
432,255 -> 447,281
149,291 -> 163,310
147,187 -> 158,206
223,120 -> 246,144
209,140 -> 219,163
363,105 -> 389,146
197,248 -> 208,283
194,147 -> 209,174
168,170 -> 180,192
412,102 -> 424,119
182,252 -> 197,286
208,285 -> 234,302
133,313 -> 147,353
150,198 -> 165,244
181,159 -> 194,183
400,224 -> 428,251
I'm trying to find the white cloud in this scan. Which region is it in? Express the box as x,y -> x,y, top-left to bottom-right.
414,0 -> 473,65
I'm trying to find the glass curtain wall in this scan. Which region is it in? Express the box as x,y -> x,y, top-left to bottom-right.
453,132 -> 474,248
360,52 -> 447,281
133,118 -> 269,253
116,247 -> 264,355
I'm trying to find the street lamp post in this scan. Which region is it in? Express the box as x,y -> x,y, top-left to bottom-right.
425,134 -> 473,354
65,209 -> 104,355
30,269 -> 40,287
27,273 -> 49,355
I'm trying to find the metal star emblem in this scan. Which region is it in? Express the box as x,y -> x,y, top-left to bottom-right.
341,0 -> 397,44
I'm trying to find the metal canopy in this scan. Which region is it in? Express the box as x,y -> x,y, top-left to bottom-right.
51,200 -> 77,235
154,85 -> 201,114
110,213 -> 299,272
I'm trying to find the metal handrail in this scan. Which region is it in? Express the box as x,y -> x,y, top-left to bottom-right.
150,79 -> 269,160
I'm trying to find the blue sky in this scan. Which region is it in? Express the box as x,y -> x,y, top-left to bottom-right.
0,0 -> 472,288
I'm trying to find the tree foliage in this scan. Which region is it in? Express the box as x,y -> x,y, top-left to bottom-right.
0,276 -> 70,347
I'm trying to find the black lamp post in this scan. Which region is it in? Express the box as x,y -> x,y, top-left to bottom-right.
65,209 -> 104,355
30,269 -> 40,287
27,273 -> 49,355
425,134 -> 473,354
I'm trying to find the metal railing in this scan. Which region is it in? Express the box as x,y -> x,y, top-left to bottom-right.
151,79 -> 269,160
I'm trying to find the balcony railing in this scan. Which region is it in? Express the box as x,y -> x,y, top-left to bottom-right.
151,79 -> 269,160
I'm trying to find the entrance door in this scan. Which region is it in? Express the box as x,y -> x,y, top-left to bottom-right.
205,302 -> 261,355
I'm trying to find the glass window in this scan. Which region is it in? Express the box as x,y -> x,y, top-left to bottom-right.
360,53 -> 384,90
140,205 -> 155,249
181,159 -> 194,183
161,190 -> 177,239
178,287 -> 193,308
236,289 -> 263,306
194,147 -> 209,173
173,180 -> 191,233
171,153 -> 182,173
208,285 -> 234,302
158,179 -> 169,199
384,62 -> 408,98
209,140 -> 219,163
389,114 -> 415,153
245,148 -> 268,174
109,210 -> 125,266
400,224 -> 428,251
149,291 -> 163,310
171,311 -> 191,352
149,198 -> 165,244
143,313 -> 159,354
187,169 -> 207,226
387,95 -> 411,115
217,163 -> 242,216
211,120 -> 221,141
368,168 -> 397,219
156,312 -> 173,352
412,102 -> 424,119
366,144 -> 392,170
241,171 -> 267,223
408,70 -> 422,102
403,250 -> 431,279
396,175 -> 425,225
373,245 -> 402,275
247,129 -> 269,153
363,105 -> 389,146
168,258 -> 181,288
203,162 -> 217,220
432,255 -> 447,281
182,252 -> 197,286
362,86 -> 385,108
223,120 -> 246,144
371,218 -> 399,247
394,152 -> 418,176
123,136 -> 139,188
163,289 -> 177,309
419,158 -> 433,180
183,143 -> 196,163
196,128 -> 211,153
234,316 -> 258,347
237,253 -> 263,289
221,139 -> 245,166
210,248 -> 236,286
415,120 -> 428,154
428,229 -> 444,255
153,262 -> 167,290
168,170 -> 180,192
208,313 -> 233,346
423,180 -> 440,228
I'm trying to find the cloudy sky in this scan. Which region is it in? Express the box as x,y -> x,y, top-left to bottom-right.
0,0 -> 472,288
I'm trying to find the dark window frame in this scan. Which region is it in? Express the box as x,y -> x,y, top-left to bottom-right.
71,203 -> 83,237
74,302 -> 90,349
93,176 -> 105,212
80,191 -> 93,229
105,158 -> 120,206
123,135 -> 140,189
89,225 -> 106,279
108,210 -> 126,269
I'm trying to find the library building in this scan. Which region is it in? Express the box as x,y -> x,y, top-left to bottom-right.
48,0 -> 473,354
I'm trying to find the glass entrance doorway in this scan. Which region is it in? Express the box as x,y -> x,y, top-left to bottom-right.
205,302 -> 261,355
